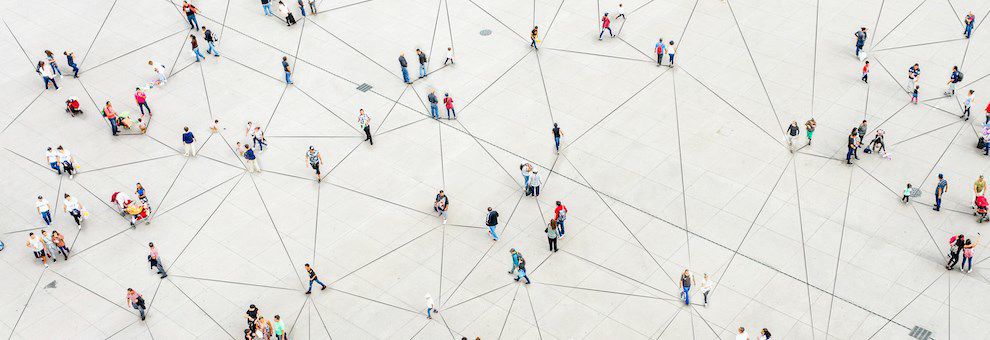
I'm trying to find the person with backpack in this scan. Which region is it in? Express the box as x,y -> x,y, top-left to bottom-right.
655,37 -> 665,66
443,93 -> 456,119
203,26 -> 220,57
947,234 -> 965,269
126,288 -> 147,320
598,13 -> 614,40
946,66 -> 963,96
508,248 -> 521,274
514,257 -> 531,284
485,207 -> 499,241
554,201 -> 568,237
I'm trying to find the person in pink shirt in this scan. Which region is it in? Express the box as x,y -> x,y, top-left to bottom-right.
135,88 -> 152,115
125,288 -> 147,320
443,93 -> 456,119
148,242 -> 167,278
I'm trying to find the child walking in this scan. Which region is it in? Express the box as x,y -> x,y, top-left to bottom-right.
912,86 -> 919,104
903,183 -> 912,203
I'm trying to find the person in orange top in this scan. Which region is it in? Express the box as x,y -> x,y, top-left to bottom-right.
103,101 -> 119,135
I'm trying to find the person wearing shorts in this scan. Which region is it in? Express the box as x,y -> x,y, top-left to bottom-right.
306,146 -> 323,181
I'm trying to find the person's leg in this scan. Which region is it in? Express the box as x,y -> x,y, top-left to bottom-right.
554,136 -> 560,150
210,42 -> 219,56
311,2 -> 317,13
657,54 -> 662,66
684,286 -> 691,304
402,68 -> 409,83
489,225 -> 498,240
315,278 -> 327,288
156,260 -> 167,276
608,27 -> 614,37
524,273 -> 531,284
41,211 -> 51,225
704,290 -> 709,304
71,210 -> 82,225
52,64 -> 62,76
307,279 -> 314,293
558,219 -> 565,236
300,4 -> 306,16
59,246 -> 69,260
599,29 -> 605,39
419,64 -> 426,77
935,196 -> 942,210
535,185 -> 540,197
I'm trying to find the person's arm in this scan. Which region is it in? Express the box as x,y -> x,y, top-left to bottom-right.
318,153 -> 323,163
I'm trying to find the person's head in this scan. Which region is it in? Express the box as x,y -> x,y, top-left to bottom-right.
283,56 -> 288,61
907,183 -> 911,188
487,207 -> 492,211
533,26 -> 538,30
274,315 -> 280,321
914,63 -> 919,68
63,51 -> 68,56
438,190 -> 445,196
966,239 -> 972,245
190,34 -> 196,39
184,126 -> 189,132
683,269 -> 689,275
509,248 -> 516,254
52,230 -> 60,237
44,50 -> 52,56
549,219 -> 557,228
64,193 -> 70,199
970,90 -> 975,95
41,230 -> 48,235
47,147 -> 52,152
57,145 -> 63,151
669,40 -> 674,45
148,60 -> 154,66
254,126 -> 261,131
556,201 -> 561,206
980,175 -> 984,180
309,146 -> 315,151
249,304 -> 256,309
959,234 -> 965,240
201,25 -> 207,30
447,47 -> 452,51
29,232 -> 34,237
360,108 -> 365,114
149,242 -> 155,248
37,60 -> 44,68
738,327 -> 745,333
791,121 -> 797,126
953,66 -> 958,71
38,195 -> 43,200
106,101 -> 111,106
762,328 -> 770,335
444,93 -> 449,97
939,173 -> 944,179
915,85 -> 919,90
304,263 -> 311,269
553,122 -> 558,128
137,182 -> 143,188
400,52 -> 405,56
127,288 -> 134,293
704,273 -> 708,279
619,3 -> 623,7
865,61 -> 869,65
860,27 -> 866,32
862,120 -> 867,124
244,144 -> 251,150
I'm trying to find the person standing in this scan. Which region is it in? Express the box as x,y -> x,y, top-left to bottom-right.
854,27 -> 867,58
273,315 -> 286,340
443,93 -> 456,119
252,126 -> 267,151
63,51 -> 79,78
416,49 -> 428,78
182,127 -> 196,156
946,234 -> 965,269
244,144 -> 261,172
554,201 -> 568,237
520,163 -> 532,188
787,121 -> 799,151
46,147 -> 60,174
261,0 -> 274,15
182,1 -> 199,30
428,90 -> 440,119
679,269 -> 693,305
485,207 -> 499,241
934,174 -> 948,211
126,288 -> 147,320
963,90 -> 975,120
964,12 -> 975,39
37,61 -> 59,90
975,176 -> 987,208
514,257 -> 531,284
149,242 -> 167,278
358,109 -> 373,145
399,53 -> 410,83
736,327 -> 750,340
598,13 -> 614,40
986,101 -> 990,124
104,101 -> 120,136
63,193 -> 84,228
297,0 -> 307,16
190,35 -> 205,62
306,146 -> 323,181
531,26 -> 539,50
907,63 -> 921,88
40,230 -> 59,263
528,170 -> 542,197
700,273 -> 712,306
804,119 -> 816,145
861,61 -> 870,83
508,248 -> 521,274
282,56 -> 293,84
44,50 -> 63,78
962,235 -> 980,273
845,131 -> 856,164
36,195 -> 52,225
444,47 -> 454,65
135,88 -> 152,115
203,26 -> 220,57
51,230 -> 69,260
425,294 -> 438,319
136,183 -> 149,207
903,183 -> 912,203
279,1 -> 297,26
552,123 -> 563,152
857,120 -> 868,144
26,232 -> 49,267
946,66 -> 962,96
546,219 -> 559,252
655,38 -> 665,66
435,190 -> 449,224
303,263 -> 328,293
57,146 -> 76,178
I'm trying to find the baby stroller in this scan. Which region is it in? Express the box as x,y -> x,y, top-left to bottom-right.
125,203 -> 150,227
65,97 -> 83,116
975,196 -> 988,223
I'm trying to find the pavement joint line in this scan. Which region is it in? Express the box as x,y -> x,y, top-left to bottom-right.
496,285 -> 521,340
872,0 -> 927,49
0,90 -> 45,136
6,267 -> 48,340
80,29 -> 186,75
165,173 -> 245,272
463,0 -> 528,42
724,0 -> 783,135
792,157 -> 817,340
825,166 -> 856,337
167,279 -> 237,339
78,0 -> 120,67
2,19 -> 35,68
248,174 -> 306,288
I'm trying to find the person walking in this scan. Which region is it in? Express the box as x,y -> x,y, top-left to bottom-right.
63,193 -> 84,228
425,294 -> 438,319
26,232 -> 49,267
679,269 -> 693,305
946,66 -> 962,96
282,56 -> 292,84
508,248 -> 521,274
598,13 -> 614,40
964,12 -> 975,39
297,0 -> 307,16
182,127 -> 196,156
615,3 -> 626,19
444,47 -> 454,65
963,90 -> 975,120
528,170 -> 542,197
655,38 -> 665,66
907,63 -> 920,89
546,219 -> 559,252
37,61 -> 59,90
306,146 -> 323,181
244,144 -> 261,172
36,195 -> 52,225
552,123 -> 563,152
63,51 -> 79,78
903,183 -> 913,203
46,147 -> 60,175
531,26 -> 539,50
304,263 -> 328,293
485,207 -> 499,241
245,305 -> 260,332
278,1 -> 297,26
149,242 -> 167,278
667,40 -> 676,66
273,315 -> 286,340
358,109 -> 373,145
428,90 -> 440,119
845,131 -> 857,164
252,126 -> 267,151
700,273 -> 712,306
203,26 -> 220,57
416,49 -> 428,78
854,27 -> 867,58
57,146 -> 76,178
946,234 -> 965,269
126,288 -> 147,320
261,0 -> 274,15
554,201 -> 568,237
135,88 -> 152,115
308,0 -> 317,14
44,50 -> 62,78
736,327 -> 750,340
182,1 -> 200,30
861,61 -> 870,83
857,120 -> 868,144
399,53 -> 410,83
804,118 -> 816,145
40,230 -> 59,263
435,190 -> 449,224
190,35 -> 205,62
514,257 -> 531,284
786,121 -> 799,151
51,230 -> 69,260
443,93 -> 456,119
934,174 -> 948,211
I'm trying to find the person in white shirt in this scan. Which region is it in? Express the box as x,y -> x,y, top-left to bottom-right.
425,294 -> 438,319
37,61 -> 59,90
528,170 -> 542,197
700,273 -> 712,306
63,193 -> 84,228
209,119 -> 220,133
37,195 -> 52,225
148,60 -> 167,85
444,47 -> 454,65
45,147 -> 60,174
963,90 -> 975,120
358,109 -> 372,145
56,145 -> 75,179
26,232 -> 50,267
252,126 -> 267,151
736,327 -> 750,340
615,3 -> 626,19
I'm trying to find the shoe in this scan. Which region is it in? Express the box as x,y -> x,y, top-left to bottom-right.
968,269 -> 973,273
305,291 -> 311,294
45,263 -> 49,268
514,278 -> 520,282
321,285 -> 327,290
141,315 -> 145,321
161,275 -> 168,279
442,219 -> 447,224
69,174 -> 74,179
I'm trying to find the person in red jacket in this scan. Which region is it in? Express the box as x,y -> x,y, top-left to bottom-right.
984,101 -> 990,125
553,201 -> 568,238
598,13 -> 614,40
443,93 -> 456,119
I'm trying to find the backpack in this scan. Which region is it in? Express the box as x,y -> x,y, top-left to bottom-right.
978,137 -> 986,149
957,72 -> 964,82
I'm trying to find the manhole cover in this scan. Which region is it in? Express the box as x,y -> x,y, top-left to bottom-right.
480,29 -> 492,36
356,83 -> 373,92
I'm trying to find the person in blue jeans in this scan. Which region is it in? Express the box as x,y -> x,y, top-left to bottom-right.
190,35 -> 205,62
297,0 -> 306,16
37,195 -> 52,225
304,264 -> 327,293
182,1 -> 199,30
964,12 -> 975,39
934,174 -> 948,211
63,51 -> 79,78
261,0 -> 274,15
485,207 -> 499,241
679,269 -> 693,305
427,90 -> 439,119
203,26 -> 220,57
416,49 -> 428,78
399,53 -> 410,83
514,258 -> 531,284
282,56 -> 292,84
854,27 -> 867,57
508,248 -> 520,274
552,123 -> 563,152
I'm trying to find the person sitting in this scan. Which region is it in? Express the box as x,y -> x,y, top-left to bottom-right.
118,111 -> 134,129
65,97 -> 82,116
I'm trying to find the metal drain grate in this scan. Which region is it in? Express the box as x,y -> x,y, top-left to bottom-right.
909,326 -> 932,340
480,29 -> 492,36
356,83 -> 373,92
